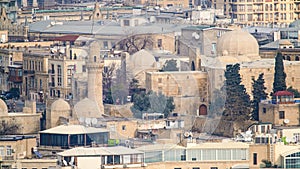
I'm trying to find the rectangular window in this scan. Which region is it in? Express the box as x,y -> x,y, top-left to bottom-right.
279,111 -> 285,119
51,64 -> 55,73
211,43 -> 216,54
253,153 -> 257,165
82,65 -> 86,72
157,39 -> 162,48
57,65 -> 62,75
123,20 -> 130,26
180,155 -> 186,161
6,146 -> 12,156
103,41 -> 108,49
58,77 -> 62,86
263,108 -> 266,113
0,146 -> 4,156
122,125 -> 126,131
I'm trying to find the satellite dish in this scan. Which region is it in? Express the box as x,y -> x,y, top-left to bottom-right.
192,32 -> 200,40
69,156 -> 74,165
79,117 -> 85,124
63,160 -> 68,166
85,118 -> 91,124
184,132 -> 192,138
284,119 -> 290,124
92,118 -> 97,125
245,130 -> 252,135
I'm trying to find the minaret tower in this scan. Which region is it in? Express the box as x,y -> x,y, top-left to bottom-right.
86,41 -> 104,115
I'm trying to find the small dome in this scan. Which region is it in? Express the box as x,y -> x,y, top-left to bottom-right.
217,29 -> 260,62
51,99 -> 70,112
128,49 -> 156,75
0,99 -> 8,116
74,98 -> 102,118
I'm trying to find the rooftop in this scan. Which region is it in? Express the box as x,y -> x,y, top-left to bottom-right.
29,20 -> 187,35
273,90 -> 294,96
57,146 -> 143,157
0,135 -> 36,141
39,125 -> 109,135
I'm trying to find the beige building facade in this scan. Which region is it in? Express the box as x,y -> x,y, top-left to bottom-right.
145,71 -> 208,116
214,0 -> 297,26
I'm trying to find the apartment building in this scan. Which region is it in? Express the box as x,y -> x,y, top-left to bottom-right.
213,0 -> 296,26
22,48 -> 49,102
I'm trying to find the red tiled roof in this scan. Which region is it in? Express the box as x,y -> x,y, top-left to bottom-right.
53,35 -> 79,41
273,90 -> 294,96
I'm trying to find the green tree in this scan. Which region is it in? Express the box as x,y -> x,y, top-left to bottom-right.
251,73 -> 268,121
130,91 -> 150,118
161,59 -> 179,71
273,52 -> 287,94
131,91 -> 175,118
102,63 -> 116,104
287,86 -> 300,98
223,64 -> 251,121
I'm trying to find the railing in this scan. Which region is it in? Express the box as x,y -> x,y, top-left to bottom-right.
0,156 -> 14,161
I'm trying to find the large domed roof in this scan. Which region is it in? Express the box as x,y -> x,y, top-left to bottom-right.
0,99 -> 8,116
74,98 -> 102,118
51,99 -> 70,112
217,29 -> 260,62
128,49 -> 156,75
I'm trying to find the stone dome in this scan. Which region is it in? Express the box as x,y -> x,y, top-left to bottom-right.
0,99 -> 8,116
217,29 -> 260,62
129,49 -> 156,75
51,98 -> 71,112
74,98 -> 102,118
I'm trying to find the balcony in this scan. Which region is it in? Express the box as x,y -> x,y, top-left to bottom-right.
254,9 -> 264,13
253,0 -> 263,3
23,70 -> 35,74
0,155 -> 14,161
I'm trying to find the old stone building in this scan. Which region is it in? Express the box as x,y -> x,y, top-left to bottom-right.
145,71 -> 208,116
0,6 -> 28,41
259,91 -> 300,126
202,28 -> 300,98
0,99 -> 40,134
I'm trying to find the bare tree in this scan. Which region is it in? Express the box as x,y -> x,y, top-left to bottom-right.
0,120 -> 20,135
118,34 -> 154,54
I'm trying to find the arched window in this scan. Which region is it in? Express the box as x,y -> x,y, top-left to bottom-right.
191,61 -> 195,71
287,56 -> 291,61
94,56 -> 97,62
199,104 -> 207,116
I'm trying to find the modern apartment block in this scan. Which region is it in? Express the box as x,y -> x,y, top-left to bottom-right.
213,0 -> 297,26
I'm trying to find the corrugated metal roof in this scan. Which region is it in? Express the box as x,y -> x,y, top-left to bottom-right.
29,20 -> 187,36
39,125 -> 108,134
58,146 -> 143,156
